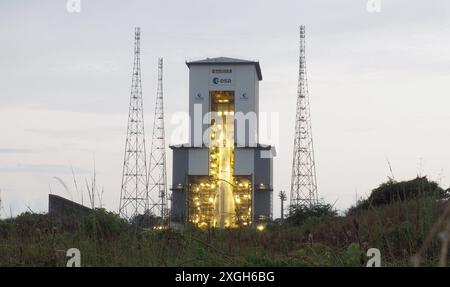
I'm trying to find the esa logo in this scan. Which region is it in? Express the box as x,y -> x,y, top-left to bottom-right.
212,77 -> 232,85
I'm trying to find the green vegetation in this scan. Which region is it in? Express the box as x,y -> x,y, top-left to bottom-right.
348,176 -> 450,213
0,176 -> 449,267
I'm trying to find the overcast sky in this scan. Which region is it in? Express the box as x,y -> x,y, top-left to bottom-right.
1,0 -> 450,218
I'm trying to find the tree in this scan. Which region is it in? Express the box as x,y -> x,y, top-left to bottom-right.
348,176 -> 450,214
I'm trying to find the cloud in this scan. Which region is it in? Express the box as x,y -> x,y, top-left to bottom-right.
63,61 -> 120,74
23,126 -> 124,141
0,148 -> 34,154
0,164 -> 90,174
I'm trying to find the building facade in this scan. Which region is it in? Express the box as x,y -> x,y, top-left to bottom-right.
170,57 -> 274,228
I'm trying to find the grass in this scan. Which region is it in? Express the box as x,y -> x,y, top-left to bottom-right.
0,177 -> 449,267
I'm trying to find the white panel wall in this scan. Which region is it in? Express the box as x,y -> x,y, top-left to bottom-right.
234,148 -> 254,175
188,148 -> 209,175
188,63 -> 260,148
189,65 -> 210,147
234,65 -> 258,147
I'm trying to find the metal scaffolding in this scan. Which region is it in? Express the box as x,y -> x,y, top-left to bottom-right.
290,25 -> 319,208
148,58 -> 169,220
119,27 -> 149,220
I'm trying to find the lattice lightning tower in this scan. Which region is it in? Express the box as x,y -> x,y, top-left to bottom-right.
148,58 -> 168,219
119,27 -> 149,219
290,25 -> 319,208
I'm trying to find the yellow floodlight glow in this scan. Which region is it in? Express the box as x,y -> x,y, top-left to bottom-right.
189,91 -> 254,228
257,224 -> 265,232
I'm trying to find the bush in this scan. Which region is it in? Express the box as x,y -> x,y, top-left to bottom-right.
81,208 -> 128,239
349,176 -> 449,214
0,219 -> 11,238
286,203 -> 337,226
340,243 -> 363,267
2,212 -> 56,238
129,212 -> 160,229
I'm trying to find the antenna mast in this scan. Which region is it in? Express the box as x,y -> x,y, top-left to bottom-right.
148,58 -> 168,220
119,27 -> 149,219
290,25 -> 319,208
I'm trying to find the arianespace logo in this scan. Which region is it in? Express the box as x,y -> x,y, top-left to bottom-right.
212,77 -> 232,85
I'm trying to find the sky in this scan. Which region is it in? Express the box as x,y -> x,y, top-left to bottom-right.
1,0 -> 450,218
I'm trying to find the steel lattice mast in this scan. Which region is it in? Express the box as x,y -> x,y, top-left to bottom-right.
119,27 -> 149,219
148,58 -> 168,219
290,25 -> 318,208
